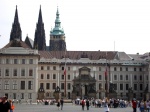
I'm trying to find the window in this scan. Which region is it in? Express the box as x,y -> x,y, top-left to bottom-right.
0,59 -> 1,64
67,83 -> 71,90
29,59 -> 33,64
13,93 -> 16,99
134,68 -> 136,71
99,67 -> 101,71
139,75 -> 142,81
139,68 -> 142,72
14,59 -> 18,64
28,93 -> 32,99
126,75 -> 128,80
28,81 -> 33,90
114,83 -> 117,90
126,84 -> 129,90
99,83 -> 102,89
68,74 -> 70,80
40,83 -> 44,88
134,84 -> 137,90
13,69 -> 17,76
126,67 -> 128,71
22,59 -> 25,64
134,75 -> 137,80
21,93 -> 24,99
53,66 -> 56,70
120,67 -> 122,71
6,59 -> 9,64
62,67 -> 64,70
41,74 -> 44,79
114,75 -> 117,80
41,66 -> 44,70
53,74 -> 56,79
120,84 -> 123,90
47,66 -> 50,70
0,80 -> 1,90
21,81 -> 25,90
46,83 -> 50,89
13,81 -> 17,90
140,84 -> 143,90
21,69 -> 25,76
53,83 -> 56,89
99,75 -> 102,80
61,74 -> 64,80
0,68 -> 1,76
61,83 -> 64,89
47,74 -> 50,79
29,69 -> 33,76
4,81 -> 9,90
120,75 -> 123,80
68,67 -> 70,71
5,69 -> 9,76
114,67 -> 117,71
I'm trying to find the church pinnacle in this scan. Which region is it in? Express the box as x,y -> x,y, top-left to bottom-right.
10,5 -> 22,41
33,5 -> 46,50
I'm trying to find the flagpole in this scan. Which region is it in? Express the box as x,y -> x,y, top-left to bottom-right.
105,52 -> 108,98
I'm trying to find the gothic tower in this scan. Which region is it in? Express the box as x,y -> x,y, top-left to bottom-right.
34,6 -> 46,50
10,6 -> 22,41
49,7 -> 66,51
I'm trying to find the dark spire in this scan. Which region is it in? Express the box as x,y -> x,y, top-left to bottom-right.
10,5 -> 22,41
33,5 -> 46,50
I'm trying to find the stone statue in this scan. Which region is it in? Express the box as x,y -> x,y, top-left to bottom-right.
128,87 -> 133,93
55,86 -> 60,92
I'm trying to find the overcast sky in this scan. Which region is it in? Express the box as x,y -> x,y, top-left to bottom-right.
0,0 -> 150,54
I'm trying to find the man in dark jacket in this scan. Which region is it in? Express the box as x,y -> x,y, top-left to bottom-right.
60,98 -> 64,110
86,99 -> 90,110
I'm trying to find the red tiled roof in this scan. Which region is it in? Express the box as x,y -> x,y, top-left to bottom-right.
38,51 -> 117,60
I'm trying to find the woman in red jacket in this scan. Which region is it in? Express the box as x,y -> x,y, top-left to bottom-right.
132,98 -> 137,112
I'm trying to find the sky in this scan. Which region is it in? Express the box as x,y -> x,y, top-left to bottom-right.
0,0 -> 150,54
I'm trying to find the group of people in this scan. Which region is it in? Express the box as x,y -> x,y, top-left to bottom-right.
0,96 -> 15,112
132,98 -> 150,112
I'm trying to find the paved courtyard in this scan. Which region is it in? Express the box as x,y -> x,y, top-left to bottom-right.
14,103 -> 134,112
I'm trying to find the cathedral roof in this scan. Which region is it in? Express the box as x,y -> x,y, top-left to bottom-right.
38,51 -> 117,60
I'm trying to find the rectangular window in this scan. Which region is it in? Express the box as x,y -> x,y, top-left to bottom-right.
99,67 -> 101,71
99,83 -> 102,89
21,93 -> 24,99
61,83 -> 64,89
62,67 -> 64,70
61,74 -> 64,80
114,83 -> 117,90
0,68 -> 1,76
46,83 -> 50,89
22,59 -> 25,64
6,59 -> 9,64
5,69 -> 9,76
120,67 -> 122,71
139,68 -> 142,72
67,83 -> 71,90
28,93 -> 32,99
114,67 -> 117,71
53,74 -> 56,79
47,74 -> 50,79
68,67 -> 70,71
53,66 -> 56,70
13,69 -> 17,76
13,93 -> 16,99
53,83 -> 56,89
134,68 -> 136,71
29,69 -> 33,76
120,84 -> 123,90
4,81 -> 9,90
47,66 -> 50,70
114,75 -> 117,80
140,75 -> 142,81
29,59 -> 33,64
40,83 -> 44,88
41,66 -> 44,70
21,69 -> 25,76
13,81 -> 17,90
134,84 -> 137,90
99,75 -> 102,80
126,84 -> 129,90
134,75 -> 137,80
68,75 -> 70,80
28,81 -> 33,90
140,84 -> 143,90
120,75 -> 123,80
14,59 -> 18,64
126,75 -> 128,80
21,81 -> 25,90
126,67 -> 128,71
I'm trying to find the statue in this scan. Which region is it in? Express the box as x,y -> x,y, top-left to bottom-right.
55,86 -> 60,92
144,85 -> 148,93
128,87 -> 133,93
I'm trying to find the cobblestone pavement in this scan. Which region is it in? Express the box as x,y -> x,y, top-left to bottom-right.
14,103 -> 133,112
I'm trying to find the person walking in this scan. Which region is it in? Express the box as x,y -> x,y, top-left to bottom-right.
60,98 -> 64,110
86,99 -> 90,110
81,99 -> 85,110
9,100 -> 15,112
104,98 -> 110,112
57,99 -> 60,110
132,98 -> 137,112
1,96 -> 11,112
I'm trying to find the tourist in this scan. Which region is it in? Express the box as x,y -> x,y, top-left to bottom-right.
81,99 -> 85,110
60,98 -> 64,110
86,99 -> 90,110
1,96 -> 11,112
57,99 -> 60,110
9,100 -> 15,112
132,98 -> 137,112
104,98 -> 110,112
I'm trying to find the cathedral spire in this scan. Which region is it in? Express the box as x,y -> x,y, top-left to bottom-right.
10,5 -> 22,41
33,5 -> 46,50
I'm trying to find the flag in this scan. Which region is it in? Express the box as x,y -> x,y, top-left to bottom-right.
64,68 -> 66,76
104,67 -> 107,76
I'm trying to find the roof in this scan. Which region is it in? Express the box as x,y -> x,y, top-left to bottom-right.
38,51 -> 117,60
2,40 -> 31,49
